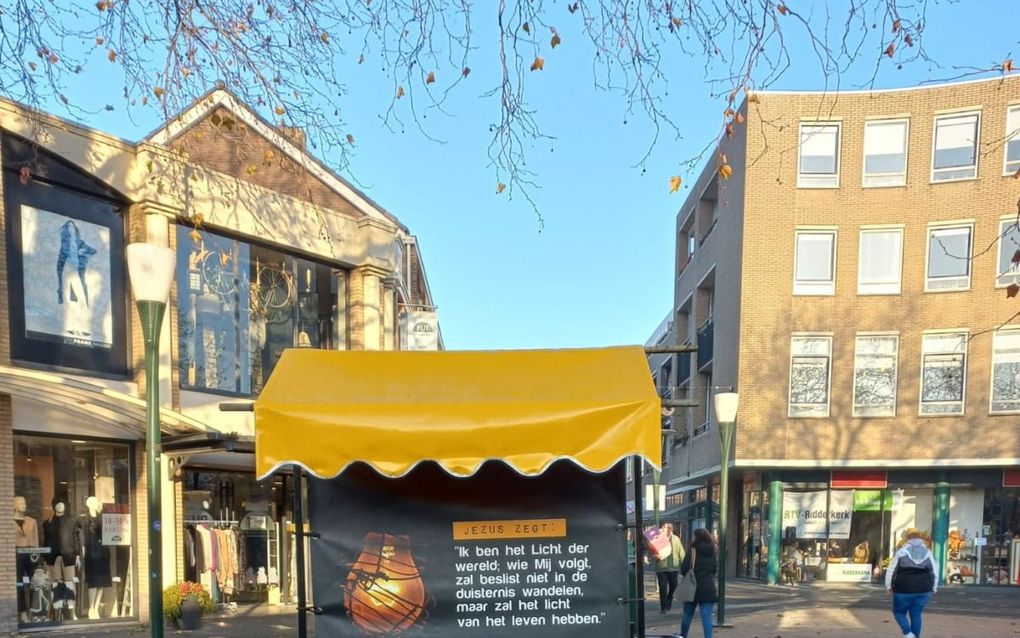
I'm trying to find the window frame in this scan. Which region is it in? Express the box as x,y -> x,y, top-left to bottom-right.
990,328 -> 1020,414
919,331 -> 968,416
852,333 -> 899,418
1004,104 -> 1020,177
996,217 -> 1020,288
924,223 -> 973,292
793,229 -> 838,296
931,110 -> 981,183
862,118 -> 909,188
788,334 -> 833,418
857,226 -> 903,295
797,121 -> 842,188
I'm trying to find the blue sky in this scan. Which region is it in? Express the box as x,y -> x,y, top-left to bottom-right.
34,2 -> 1019,350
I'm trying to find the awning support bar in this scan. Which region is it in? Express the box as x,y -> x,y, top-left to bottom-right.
294,464 -> 309,638
219,402 -> 255,412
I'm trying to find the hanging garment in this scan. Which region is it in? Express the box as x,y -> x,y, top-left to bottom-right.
43,515 -> 79,565
82,514 -> 112,587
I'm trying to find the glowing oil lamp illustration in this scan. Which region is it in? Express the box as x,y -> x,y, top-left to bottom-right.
343,532 -> 427,635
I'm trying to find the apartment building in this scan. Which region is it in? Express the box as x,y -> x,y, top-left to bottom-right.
0,88 -> 440,632
663,74 -> 1020,587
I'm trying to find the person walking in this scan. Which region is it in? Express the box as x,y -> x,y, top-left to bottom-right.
654,523 -> 685,613
885,529 -> 938,638
675,528 -> 717,638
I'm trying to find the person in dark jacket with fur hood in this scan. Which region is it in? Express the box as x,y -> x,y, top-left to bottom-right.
885,529 -> 938,638
675,528 -> 718,638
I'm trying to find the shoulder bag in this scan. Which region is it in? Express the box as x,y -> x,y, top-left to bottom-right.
676,545 -> 698,603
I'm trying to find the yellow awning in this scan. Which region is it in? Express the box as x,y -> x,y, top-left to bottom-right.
254,347 -> 661,479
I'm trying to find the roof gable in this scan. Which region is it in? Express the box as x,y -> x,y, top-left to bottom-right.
146,88 -> 401,228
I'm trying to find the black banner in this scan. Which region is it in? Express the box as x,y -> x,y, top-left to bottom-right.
307,461 -> 629,637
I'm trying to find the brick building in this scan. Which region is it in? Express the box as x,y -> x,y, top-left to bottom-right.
656,74 -> 1020,587
0,87 -> 440,633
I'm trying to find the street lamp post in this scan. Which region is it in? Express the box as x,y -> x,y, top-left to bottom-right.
713,391 -> 738,628
127,242 -> 176,638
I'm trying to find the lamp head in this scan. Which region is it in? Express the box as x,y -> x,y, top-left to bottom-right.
714,391 -> 739,423
126,242 -> 175,303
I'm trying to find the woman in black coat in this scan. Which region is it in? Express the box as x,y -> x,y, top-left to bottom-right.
677,528 -> 718,638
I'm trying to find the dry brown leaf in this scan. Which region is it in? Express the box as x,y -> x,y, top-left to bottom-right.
672,17 -> 682,27
96,37 -> 104,45
1004,59 -> 1015,73
530,56 -> 545,71
153,86 -> 164,99
551,33 -> 562,48
426,70 -> 436,84
777,3 -> 789,15
522,22 -> 530,33
726,124 -> 734,138
275,105 -> 286,115
736,112 -> 745,124
320,32 -> 330,44
107,49 -> 117,62
462,67 -> 471,77
885,42 -> 895,58
396,85 -> 405,99
346,134 -> 356,145
496,182 -> 507,194
892,19 -> 901,33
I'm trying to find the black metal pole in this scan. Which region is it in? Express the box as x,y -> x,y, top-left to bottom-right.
633,456 -> 646,638
294,465 -> 307,638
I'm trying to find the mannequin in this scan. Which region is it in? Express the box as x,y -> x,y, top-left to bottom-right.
82,496 -> 111,619
43,501 -> 78,620
14,496 -> 40,623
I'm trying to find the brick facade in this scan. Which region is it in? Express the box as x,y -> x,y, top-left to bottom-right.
668,74 -> 1020,477
0,395 -> 15,636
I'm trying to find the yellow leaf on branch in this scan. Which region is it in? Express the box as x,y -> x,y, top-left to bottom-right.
719,163 -> 733,180
275,105 -> 286,115
669,176 -> 682,193
551,33 -> 562,48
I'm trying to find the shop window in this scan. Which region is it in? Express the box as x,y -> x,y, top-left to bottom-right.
932,112 -> 980,182
926,225 -> 972,291
858,228 -> 902,295
919,332 -> 967,415
798,123 -> 841,188
14,435 -> 134,627
853,334 -> 899,417
2,134 -> 128,376
991,329 -> 1020,413
176,226 -> 346,395
863,119 -> 908,187
789,335 -> 831,417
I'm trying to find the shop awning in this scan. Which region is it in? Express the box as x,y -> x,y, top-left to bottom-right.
254,347 -> 661,479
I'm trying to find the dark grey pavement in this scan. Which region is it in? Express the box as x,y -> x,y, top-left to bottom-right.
22,580 -> 1020,637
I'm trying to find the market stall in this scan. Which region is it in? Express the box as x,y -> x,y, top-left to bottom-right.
249,346 -> 661,638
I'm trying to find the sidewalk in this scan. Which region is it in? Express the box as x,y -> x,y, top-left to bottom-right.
23,580 -> 1018,637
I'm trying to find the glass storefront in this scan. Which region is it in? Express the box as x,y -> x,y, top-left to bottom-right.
176,226 -> 347,396
180,470 -> 288,605
13,435 -> 134,627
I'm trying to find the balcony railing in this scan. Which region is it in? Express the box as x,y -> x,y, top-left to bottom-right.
697,317 -> 714,369
678,346 -> 692,383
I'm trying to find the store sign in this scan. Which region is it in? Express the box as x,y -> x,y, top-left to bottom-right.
831,471 -> 887,489
852,490 -> 892,512
400,310 -> 440,351
308,462 -> 628,637
782,491 -> 853,539
102,504 -> 131,546
1004,469 -> 1020,488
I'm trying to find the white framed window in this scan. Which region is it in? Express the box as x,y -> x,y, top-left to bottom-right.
991,329 -> 1020,413
926,225 -> 972,291
1004,105 -> 1020,176
853,335 -> 898,417
789,335 -> 832,417
863,119 -> 908,187
858,228 -> 903,294
920,332 -> 967,416
996,218 -> 1020,287
798,123 -> 841,187
932,112 -> 980,182
794,230 -> 837,295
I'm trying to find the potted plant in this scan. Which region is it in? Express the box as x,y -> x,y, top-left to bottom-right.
164,581 -> 214,630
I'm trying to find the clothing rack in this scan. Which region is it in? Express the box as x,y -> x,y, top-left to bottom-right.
184,520 -> 239,527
